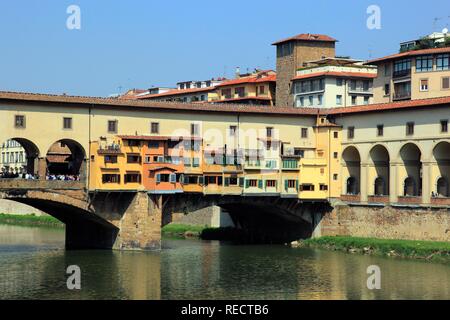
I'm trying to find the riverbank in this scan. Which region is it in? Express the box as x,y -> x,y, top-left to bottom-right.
0,213 -> 64,228
295,236 -> 450,263
161,224 -> 208,239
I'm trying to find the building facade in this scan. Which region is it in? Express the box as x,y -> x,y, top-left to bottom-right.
0,139 -> 27,174
292,58 -> 377,108
368,47 -> 450,103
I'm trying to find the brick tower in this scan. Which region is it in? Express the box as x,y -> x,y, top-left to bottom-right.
273,33 -> 337,107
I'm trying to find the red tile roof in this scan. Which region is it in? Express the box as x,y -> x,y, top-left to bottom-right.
216,96 -> 272,103
137,86 -> 215,100
292,71 -> 377,81
215,74 -> 276,87
328,96 -> 450,115
272,33 -> 337,46
366,46 -> 450,64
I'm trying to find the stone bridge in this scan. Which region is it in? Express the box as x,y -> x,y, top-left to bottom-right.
0,179 -> 328,250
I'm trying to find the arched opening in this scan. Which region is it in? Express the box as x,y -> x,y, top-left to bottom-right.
45,139 -> 86,180
370,145 -> 390,196
433,142 -> 450,198
346,177 -> 358,195
436,177 -> 449,197
399,143 -> 422,197
374,177 -> 386,196
0,138 -> 40,178
404,177 -> 416,196
342,146 -> 361,195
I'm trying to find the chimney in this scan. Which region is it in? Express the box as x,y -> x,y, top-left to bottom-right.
235,67 -> 240,79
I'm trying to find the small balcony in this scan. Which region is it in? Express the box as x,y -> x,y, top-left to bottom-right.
393,91 -> 411,101
393,69 -> 411,78
98,145 -> 123,155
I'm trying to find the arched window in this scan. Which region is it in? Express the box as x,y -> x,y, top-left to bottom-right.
347,177 -> 358,195
437,177 -> 449,197
374,177 -> 386,196
404,177 -> 416,196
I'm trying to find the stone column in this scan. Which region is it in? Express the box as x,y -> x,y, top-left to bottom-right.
360,163 -> 369,203
389,162 -> 398,203
422,162 -> 432,205
37,157 -> 47,180
113,192 -> 162,250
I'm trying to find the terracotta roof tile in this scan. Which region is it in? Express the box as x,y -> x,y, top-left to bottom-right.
328,96 -> 450,115
366,47 -> 450,64
0,91 -> 319,116
216,74 -> 276,87
272,33 -> 337,45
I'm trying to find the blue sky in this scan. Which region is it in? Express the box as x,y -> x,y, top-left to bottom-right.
0,0 -> 449,97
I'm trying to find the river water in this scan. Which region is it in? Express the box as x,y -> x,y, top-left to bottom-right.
0,225 -> 449,300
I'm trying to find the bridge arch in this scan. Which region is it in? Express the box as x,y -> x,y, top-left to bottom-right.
342,146 -> 361,195
399,143 -> 422,197
369,145 -> 390,196
432,141 -> 450,197
0,137 -> 40,176
45,139 -> 87,180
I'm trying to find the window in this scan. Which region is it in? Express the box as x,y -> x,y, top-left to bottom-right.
222,89 -> 232,99
127,154 -> 141,163
300,184 -> 315,191
351,96 -> 357,105
151,122 -> 159,134
320,184 -> 328,191
317,94 -> 323,105
301,128 -> 308,138
377,124 -> 384,137
259,86 -> 265,94
277,42 -> 293,57
406,122 -> 415,136
104,155 -> 118,164
349,80 -> 357,91
441,120 -> 448,133
248,179 -> 258,188
336,78 -> 343,86
308,96 -> 313,106
333,174 -> 338,181
266,127 -> 273,138
108,120 -> 117,133
148,141 -> 159,149
298,96 -> 304,107
191,123 -> 199,136
266,180 -> 276,188
102,174 -> 120,184
125,174 -> 141,184
420,79 -> 429,91
127,140 -> 140,147
15,115 -> 25,128
364,96 -> 370,105
235,87 -> 245,97
63,117 -> 72,129
229,125 -> 237,136
436,54 -> 450,71
294,148 -> 304,157
287,180 -> 297,189
384,83 -> 390,96
393,59 -> 411,77
156,174 -> 170,183
336,95 -> 342,105
334,131 -> 339,139
442,77 -> 450,90
416,56 -> 433,72
348,126 -> 355,139
333,152 -> 338,159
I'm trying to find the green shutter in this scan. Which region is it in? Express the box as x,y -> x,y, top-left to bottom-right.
224,177 -> 230,187
296,180 -> 299,191
156,174 -> 161,183
245,179 -> 249,188
285,179 -> 288,191
199,176 -> 204,185
258,180 -> 263,189
239,177 -> 245,187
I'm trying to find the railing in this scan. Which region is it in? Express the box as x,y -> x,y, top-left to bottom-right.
282,159 -> 299,170
393,91 -> 411,101
393,69 -> 411,78
0,178 -> 85,190
98,145 -> 122,154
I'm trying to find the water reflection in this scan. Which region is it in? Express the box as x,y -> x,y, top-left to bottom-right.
0,225 -> 449,300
